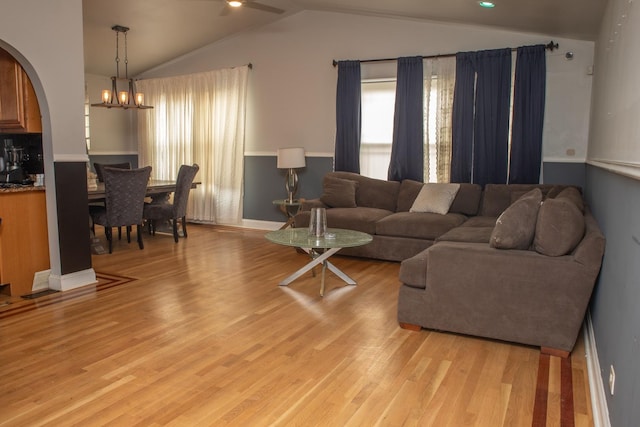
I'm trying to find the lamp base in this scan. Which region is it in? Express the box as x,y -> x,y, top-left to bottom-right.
285,168 -> 298,203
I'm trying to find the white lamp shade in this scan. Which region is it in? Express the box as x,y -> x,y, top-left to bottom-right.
277,147 -> 306,169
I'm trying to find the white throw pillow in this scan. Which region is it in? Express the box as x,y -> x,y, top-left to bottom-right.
410,183 -> 461,215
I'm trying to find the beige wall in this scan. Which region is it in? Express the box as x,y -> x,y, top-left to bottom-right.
139,10 -> 595,162
85,74 -> 136,155
0,0 -> 87,279
588,0 -> 640,177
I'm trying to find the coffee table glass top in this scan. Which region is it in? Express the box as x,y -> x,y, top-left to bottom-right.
265,228 -> 372,249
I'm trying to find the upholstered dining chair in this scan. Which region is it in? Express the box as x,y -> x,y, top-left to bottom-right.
93,162 -> 131,182
92,162 -> 132,240
90,166 -> 152,253
144,164 -> 199,243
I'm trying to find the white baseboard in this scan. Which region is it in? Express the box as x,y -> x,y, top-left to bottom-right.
584,311 -> 611,427
190,219 -> 284,230
48,268 -> 97,292
238,219 -> 283,230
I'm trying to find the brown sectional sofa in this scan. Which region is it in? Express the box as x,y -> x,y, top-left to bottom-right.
294,172 -> 484,261
294,172 -> 606,355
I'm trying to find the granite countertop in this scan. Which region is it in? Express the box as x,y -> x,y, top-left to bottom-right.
0,185 -> 45,193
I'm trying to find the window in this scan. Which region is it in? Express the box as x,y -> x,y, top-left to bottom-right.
360,80 -> 395,180
360,57 -> 456,183
84,83 -> 91,151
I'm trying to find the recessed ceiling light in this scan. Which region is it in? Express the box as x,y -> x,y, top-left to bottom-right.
228,0 -> 243,7
478,1 -> 496,8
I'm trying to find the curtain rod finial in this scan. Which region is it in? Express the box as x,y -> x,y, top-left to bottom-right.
546,41 -> 559,51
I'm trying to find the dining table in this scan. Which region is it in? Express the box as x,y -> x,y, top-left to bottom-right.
87,179 -> 200,202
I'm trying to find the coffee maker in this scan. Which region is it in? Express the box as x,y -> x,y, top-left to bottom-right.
0,139 -> 26,183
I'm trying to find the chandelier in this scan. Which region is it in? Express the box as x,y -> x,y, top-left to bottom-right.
91,25 -> 153,110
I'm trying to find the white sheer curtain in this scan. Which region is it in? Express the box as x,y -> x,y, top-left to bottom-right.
424,57 -> 456,183
136,66 -> 249,224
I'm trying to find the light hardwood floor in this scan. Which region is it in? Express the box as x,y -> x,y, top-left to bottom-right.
0,224 -> 593,426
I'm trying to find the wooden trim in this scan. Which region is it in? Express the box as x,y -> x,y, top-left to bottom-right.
533,353 -> 550,427
561,356 -> 575,427
541,346 -> 570,359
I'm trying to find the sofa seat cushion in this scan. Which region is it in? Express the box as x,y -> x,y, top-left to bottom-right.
436,226 -> 494,243
376,211 -> 466,240
460,216 -> 497,227
325,207 -> 393,234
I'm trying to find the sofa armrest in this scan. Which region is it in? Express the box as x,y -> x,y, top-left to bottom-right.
417,242 -> 600,351
573,210 -> 606,274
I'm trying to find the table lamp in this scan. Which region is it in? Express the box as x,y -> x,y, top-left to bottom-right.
277,147 -> 306,203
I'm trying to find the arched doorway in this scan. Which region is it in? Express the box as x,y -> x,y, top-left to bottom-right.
0,45 -> 50,298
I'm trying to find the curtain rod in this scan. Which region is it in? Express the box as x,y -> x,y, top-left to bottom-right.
331,41 -> 559,67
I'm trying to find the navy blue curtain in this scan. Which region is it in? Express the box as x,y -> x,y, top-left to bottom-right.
473,48 -> 512,186
450,49 -> 512,186
334,60 -> 361,173
451,52 -> 476,183
509,45 -> 546,184
388,56 -> 424,182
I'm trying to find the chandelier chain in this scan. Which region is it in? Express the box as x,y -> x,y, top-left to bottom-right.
124,31 -> 129,79
115,30 -> 120,78
91,24 -> 153,109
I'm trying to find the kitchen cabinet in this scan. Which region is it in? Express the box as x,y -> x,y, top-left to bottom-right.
0,48 -> 42,133
0,188 -> 49,296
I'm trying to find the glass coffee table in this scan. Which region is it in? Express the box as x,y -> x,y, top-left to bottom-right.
265,228 -> 373,296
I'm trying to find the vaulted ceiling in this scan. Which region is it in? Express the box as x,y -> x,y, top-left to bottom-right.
83,0 -> 607,77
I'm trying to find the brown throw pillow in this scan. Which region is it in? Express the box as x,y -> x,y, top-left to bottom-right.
534,198 -> 585,256
320,176 -> 358,208
545,185 -> 565,199
555,186 -> 584,213
490,188 -> 542,250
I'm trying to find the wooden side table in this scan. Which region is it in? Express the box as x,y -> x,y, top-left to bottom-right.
272,199 -> 303,229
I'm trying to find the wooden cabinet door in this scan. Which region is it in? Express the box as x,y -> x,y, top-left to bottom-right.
0,48 -> 41,133
0,48 -> 26,130
23,70 -> 42,133
0,191 -> 50,296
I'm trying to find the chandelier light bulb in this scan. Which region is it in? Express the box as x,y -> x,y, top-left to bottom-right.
119,91 -> 129,104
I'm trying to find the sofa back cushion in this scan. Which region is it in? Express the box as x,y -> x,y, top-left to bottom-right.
396,179 -> 482,215
396,179 -> 423,212
328,171 -> 400,211
481,184 -> 561,217
489,188 -> 542,250
320,175 -> 358,208
449,183 -> 482,215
